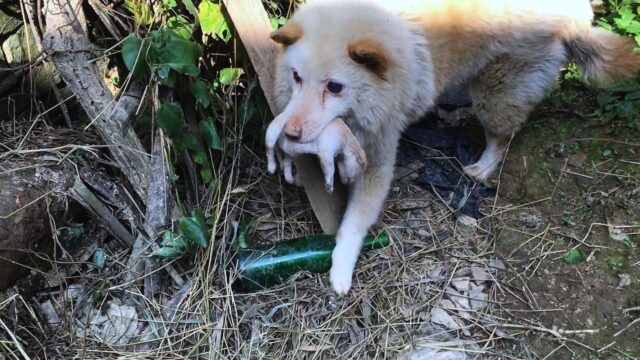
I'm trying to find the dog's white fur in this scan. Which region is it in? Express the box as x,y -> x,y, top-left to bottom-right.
267,0 -> 640,294
266,117 -> 367,192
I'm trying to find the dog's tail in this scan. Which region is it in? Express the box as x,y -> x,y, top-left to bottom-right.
564,25 -> 640,87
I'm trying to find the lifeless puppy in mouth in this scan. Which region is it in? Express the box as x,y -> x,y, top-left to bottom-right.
266,0 -> 640,295
265,116 -> 367,193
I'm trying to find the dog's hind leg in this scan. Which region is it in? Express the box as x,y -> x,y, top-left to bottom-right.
465,43 -> 566,180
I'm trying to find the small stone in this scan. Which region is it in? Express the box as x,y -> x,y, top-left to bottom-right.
618,274 -> 631,288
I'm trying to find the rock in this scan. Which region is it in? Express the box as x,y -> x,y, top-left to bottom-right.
456,215 -> 477,237
451,277 -> 470,292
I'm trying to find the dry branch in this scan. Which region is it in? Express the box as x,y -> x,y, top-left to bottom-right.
43,0 -> 149,199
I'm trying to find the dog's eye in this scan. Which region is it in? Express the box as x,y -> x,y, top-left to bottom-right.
292,70 -> 301,83
327,81 -> 343,94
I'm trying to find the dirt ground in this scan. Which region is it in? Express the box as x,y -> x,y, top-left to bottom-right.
1,85 -> 638,359
488,86 -> 640,359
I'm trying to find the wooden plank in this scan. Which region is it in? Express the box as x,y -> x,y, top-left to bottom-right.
224,0 -> 347,234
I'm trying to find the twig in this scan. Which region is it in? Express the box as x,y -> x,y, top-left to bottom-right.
613,318 -> 640,338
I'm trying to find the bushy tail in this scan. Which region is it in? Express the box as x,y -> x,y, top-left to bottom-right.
564,26 -> 640,87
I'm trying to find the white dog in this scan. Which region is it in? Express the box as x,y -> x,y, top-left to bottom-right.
267,0 -> 640,294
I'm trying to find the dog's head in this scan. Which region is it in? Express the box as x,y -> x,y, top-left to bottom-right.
270,1 -> 413,143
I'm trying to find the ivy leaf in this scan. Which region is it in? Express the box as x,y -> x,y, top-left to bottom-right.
199,117 -> 223,150
180,217 -> 209,248
156,102 -> 185,139
156,31 -> 201,76
563,249 -> 585,264
198,0 -> 231,42
189,79 -> 211,108
219,67 -> 243,85
122,35 -> 150,81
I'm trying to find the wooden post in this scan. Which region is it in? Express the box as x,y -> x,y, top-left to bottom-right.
224,0 -> 347,234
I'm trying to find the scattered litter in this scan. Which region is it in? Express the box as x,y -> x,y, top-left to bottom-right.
469,291 -> 488,310
39,300 -> 61,325
608,223 -> 630,243
489,258 -> 506,271
86,302 -> 139,345
451,277 -> 470,292
618,274 -> 631,288
456,215 -> 478,237
470,267 -> 491,282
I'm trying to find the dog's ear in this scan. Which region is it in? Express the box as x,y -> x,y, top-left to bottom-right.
347,39 -> 391,79
270,22 -> 303,46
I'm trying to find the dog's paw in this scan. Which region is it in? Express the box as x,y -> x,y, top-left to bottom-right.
330,245 -> 358,295
463,163 -> 496,181
329,264 -> 353,296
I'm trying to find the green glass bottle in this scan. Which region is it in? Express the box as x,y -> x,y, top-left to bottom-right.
232,232 -> 390,292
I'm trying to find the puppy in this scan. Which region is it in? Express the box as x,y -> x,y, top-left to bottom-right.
267,0 -> 640,294
266,116 -> 367,192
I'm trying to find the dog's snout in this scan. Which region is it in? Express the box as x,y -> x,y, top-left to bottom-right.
283,122 -> 302,140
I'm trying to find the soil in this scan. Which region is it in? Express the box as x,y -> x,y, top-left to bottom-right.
488,86 -> 640,359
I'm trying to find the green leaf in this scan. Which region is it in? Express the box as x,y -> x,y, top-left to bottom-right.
167,16 -> 194,39
219,67 -> 243,85
200,168 -> 213,183
163,0 -> 177,8
180,217 -> 209,248
189,79 -> 211,108
191,209 -> 207,229
199,117 -> 223,150
596,92 -> 616,107
156,102 -> 185,139
154,246 -> 184,258
617,101 -> 635,119
181,0 -> 198,19
193,150 -> 208,165
563,249 -> 585,264
198,0 -> 231,42
122,35 -> 150,81
156,31 -> 201,76
124,0 -> 154,25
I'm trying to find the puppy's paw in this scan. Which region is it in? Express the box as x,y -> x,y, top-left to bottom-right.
266,148 -> 277,174
325,182 -> 334,193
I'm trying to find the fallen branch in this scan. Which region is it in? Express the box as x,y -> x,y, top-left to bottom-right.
43,0 -> 149,199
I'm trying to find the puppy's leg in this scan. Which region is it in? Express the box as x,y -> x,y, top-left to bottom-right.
265,115 -> 287,174
282,155 -> 295,184
466,44 -> 566,180
318,154 -> 336,193
330,161 -> 393,295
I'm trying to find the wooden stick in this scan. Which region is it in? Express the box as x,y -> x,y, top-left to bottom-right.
223,0 -> 346,234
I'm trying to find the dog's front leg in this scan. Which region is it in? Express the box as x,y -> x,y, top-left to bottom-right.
330,161 -> 394,295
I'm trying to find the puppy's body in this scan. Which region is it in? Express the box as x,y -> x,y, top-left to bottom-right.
268,117 -> 367,192
268,0 -> 640,294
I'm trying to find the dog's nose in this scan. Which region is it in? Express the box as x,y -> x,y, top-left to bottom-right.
283,124 -> 302,140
